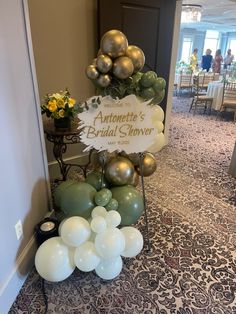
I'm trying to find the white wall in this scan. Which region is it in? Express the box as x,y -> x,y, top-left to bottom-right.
27,0 -> 98,179
0,1 -> 49,313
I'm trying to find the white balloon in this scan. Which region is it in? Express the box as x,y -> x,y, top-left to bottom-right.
35,237 -> 75,282
121,227 -> 144,258
105,210 -> 121,228
89,230 -> 97,242
58,218 -> 68,236
92,206 -> 107,218
148,132 -> 166,153
74,241 -> 101,272
95,256 -> 123,280
91,216 -> 107,233
95,227 -> 125,258
61,216 -> 91,247
152,105 -> 164,122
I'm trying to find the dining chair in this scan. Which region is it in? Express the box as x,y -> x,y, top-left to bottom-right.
189,75 -> 214,115
220,82 -> 236,121
201,73 -> 215,91
178,72 -> 193,96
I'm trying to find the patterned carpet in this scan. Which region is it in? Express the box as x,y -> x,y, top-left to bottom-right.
10,97 -> 236,314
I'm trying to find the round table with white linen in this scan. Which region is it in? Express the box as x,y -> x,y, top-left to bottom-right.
206,81 -> 224,111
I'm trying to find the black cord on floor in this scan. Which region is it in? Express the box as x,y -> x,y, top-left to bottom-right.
41,278 -> 48,314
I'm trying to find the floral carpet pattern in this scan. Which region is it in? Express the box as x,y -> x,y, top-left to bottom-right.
10,97 -> 236,314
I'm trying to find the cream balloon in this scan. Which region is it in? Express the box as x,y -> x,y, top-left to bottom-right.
121,227 -> 143,258
100,30 -> 128,59
74,241 -> 101,272
113,56 -> 134,79
96,54 -> 113,73
152,121 -> 164,133
96,74 -> 111,87
95,227 -> 125,258
91,216 -> 107,233
35,237 -> 75,282
61,216 -> 91,247
148,132 -> 166,153
125,45 -> 145,72
95,256 -> 123,280
152,105 -> 165,122
105,210 -> 121,228
92,206 -> 107,218
86,65 -> 99,80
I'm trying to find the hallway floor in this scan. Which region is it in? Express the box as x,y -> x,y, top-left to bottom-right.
10,97 -> 236,314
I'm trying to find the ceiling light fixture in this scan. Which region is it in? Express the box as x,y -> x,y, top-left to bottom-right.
181,5 -> 202,23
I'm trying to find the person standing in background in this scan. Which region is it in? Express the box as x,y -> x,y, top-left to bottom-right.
189,48 -> 198,71
201,49 -> 213,72
224,49 -> 234,69
212,49 -> 223,73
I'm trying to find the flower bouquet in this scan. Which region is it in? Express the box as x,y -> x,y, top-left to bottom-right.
41,89 -> 78,129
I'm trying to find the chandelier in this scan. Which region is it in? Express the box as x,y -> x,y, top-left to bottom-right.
181,5 -> 202,23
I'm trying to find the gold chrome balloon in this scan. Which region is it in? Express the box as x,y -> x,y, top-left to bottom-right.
86,65 -> 99,80
105,156 -> 134,186
100,30 -> 128,59
113,56 -> 134,79
127,170 -> 139,187
96,54 -> 113,73
136,153 -> 157,177
126,45 -> 145,72
96,74 -> 111,87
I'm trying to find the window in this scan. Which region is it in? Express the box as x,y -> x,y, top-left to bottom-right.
203,30 -> 219,56
181,37 -> 193,63
228,39 -> 236,55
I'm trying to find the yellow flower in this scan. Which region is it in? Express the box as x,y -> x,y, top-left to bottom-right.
48,99 -> 57,112
68,97 -> 76,108
58,109 -> 65,118
57,98 -> 65,108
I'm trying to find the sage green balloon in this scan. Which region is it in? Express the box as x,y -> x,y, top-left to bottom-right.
54,180 -> 76,208
60,182 -> 96,219
111,185 -> 144,226
95,188 -> 112,206
85,171 -> 109,191
105,198 -> 119,211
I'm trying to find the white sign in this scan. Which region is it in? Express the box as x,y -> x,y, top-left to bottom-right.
78,94 -> 164,154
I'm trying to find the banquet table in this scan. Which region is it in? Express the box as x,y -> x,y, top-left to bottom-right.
206,81 -> 224,111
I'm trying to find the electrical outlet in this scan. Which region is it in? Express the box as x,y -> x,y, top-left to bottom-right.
15,220 -> 23,240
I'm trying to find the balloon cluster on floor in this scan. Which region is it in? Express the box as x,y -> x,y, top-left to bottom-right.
35,184 -> 143,282
86,29 -> 166,103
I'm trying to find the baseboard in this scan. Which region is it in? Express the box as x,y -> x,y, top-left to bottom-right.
0,211 -> 55,314
48,153 -> 98,179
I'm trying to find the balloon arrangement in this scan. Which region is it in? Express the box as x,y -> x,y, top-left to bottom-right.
86,29 -> 166,103
35,183 -> 143,282
35,30 -> 167,283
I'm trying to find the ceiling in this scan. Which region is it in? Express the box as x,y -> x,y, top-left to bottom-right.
181,0 -> 236,32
